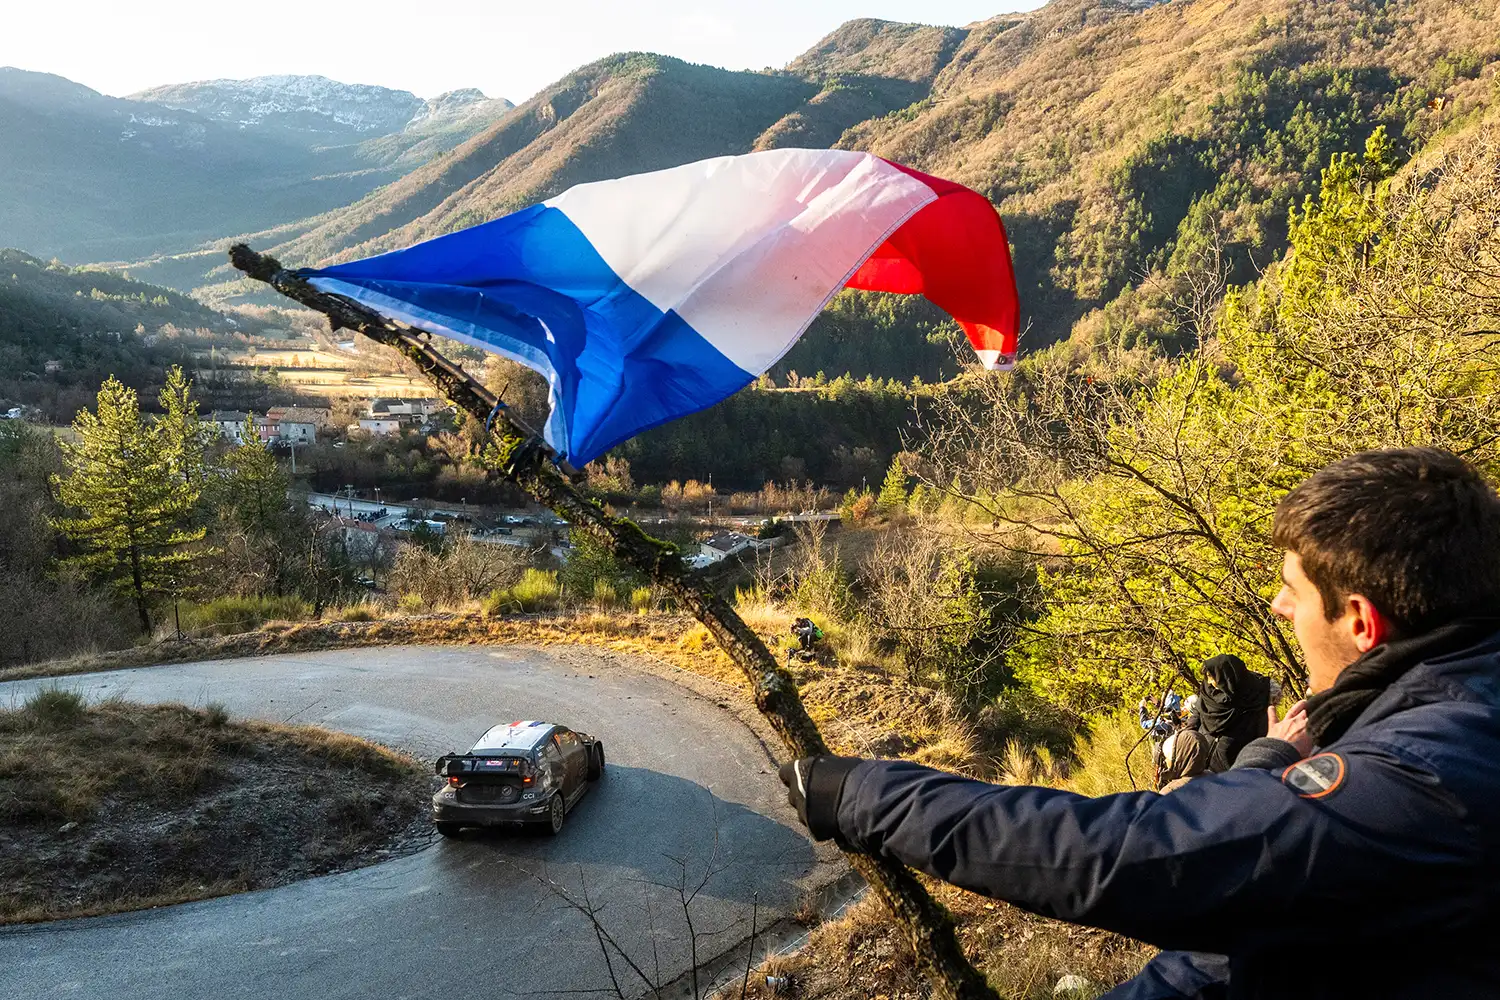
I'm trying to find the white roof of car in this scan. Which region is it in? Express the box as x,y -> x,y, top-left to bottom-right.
471,720 -> 552,752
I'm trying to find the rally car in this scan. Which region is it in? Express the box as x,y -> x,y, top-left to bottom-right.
432,720 -> 604,836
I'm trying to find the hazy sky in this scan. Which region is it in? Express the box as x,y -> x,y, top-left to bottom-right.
6,1 -> 1039,102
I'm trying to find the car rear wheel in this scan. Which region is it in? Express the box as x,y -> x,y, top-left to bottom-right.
545,792 -> 566,835
435,822 -> 462,838
587,742 -> 605,781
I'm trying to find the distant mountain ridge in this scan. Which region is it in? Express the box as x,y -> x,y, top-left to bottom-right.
130,74 -> 513,138
14,0 -> 1499,367
0,68 -> 513,264
222,0 -> 1495,356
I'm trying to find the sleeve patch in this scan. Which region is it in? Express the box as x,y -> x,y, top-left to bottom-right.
1283,753 -> 1346,799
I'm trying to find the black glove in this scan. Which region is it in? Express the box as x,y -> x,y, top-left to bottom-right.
778,755 -> 861,842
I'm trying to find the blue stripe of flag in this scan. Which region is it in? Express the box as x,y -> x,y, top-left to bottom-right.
303,204 -> 753,466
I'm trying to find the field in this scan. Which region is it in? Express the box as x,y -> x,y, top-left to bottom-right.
214,348 -> 429,398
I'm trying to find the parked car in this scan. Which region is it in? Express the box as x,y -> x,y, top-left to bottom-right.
432,721 -> 604,836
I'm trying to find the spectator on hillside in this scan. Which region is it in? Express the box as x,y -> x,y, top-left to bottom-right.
779,447 -> 1500,998
1188,654 -> 1281,774
790,617 -> 823,657
1155,655 -> 1284,791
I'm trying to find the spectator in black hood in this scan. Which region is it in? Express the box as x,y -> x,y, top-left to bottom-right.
1194,654 -> 1271,772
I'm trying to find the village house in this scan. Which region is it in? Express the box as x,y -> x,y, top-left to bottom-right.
685,530 -> 764,569
210,411 -> 252,444
367,398 -> 449,427
265,406 -> 328,446
357,417 -> 402,436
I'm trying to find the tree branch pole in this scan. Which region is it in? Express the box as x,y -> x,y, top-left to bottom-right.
228,244 -> 998,1000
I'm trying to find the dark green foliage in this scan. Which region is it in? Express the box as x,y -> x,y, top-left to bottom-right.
0,250 -> 230,422
775,291 -> 967,384
557,530 -> 646,602
0,421 -> 135,666
620,378 -> 918,491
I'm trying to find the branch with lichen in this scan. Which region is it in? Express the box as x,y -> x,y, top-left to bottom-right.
228,243 -> 998,1000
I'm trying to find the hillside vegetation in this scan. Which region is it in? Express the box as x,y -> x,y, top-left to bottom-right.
0,249 -> 238,421
190,0 -> 1500,377
261,55 -> 819,269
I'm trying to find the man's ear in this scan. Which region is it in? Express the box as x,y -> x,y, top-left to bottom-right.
1346,594 -> 1391,653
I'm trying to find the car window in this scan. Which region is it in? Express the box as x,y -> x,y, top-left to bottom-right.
558,730 -> 579,749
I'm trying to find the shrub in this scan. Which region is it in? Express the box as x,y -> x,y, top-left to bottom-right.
629,586 -> 654,612
23,688 -> 87,729
500,569 -> 561,613
179,595 -> 310,637
480,589 -> 511,617
591,578 -> 619,608
335,604 -> 378,623
559,532 -> 644,602
203,702 -> 230,728
390,535 -> 528,610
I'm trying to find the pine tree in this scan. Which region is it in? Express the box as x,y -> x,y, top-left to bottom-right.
212,417 -> 299,595
876,456 -> 908,513
156,366 -> 208,495
53,376 -> 206,633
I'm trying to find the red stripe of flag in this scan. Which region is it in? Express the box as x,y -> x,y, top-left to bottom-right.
846,159 -> 1019,368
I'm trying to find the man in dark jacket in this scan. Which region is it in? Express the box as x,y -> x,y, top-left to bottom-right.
779,448 -> 1500,998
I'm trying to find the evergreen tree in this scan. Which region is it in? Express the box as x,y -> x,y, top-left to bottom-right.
157,365 -> 210,496
838,487 -> 860,523
876,456 -> 909,513
52,376 -> 205,633
210,417 -> 301,596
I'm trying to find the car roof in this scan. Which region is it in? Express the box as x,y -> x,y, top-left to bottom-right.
470,720 -> 556,753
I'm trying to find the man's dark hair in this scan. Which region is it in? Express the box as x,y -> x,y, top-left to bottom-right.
1272,447 -> 1500,633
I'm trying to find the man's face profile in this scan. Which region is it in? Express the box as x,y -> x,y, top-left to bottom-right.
1271,551 -> 1369,693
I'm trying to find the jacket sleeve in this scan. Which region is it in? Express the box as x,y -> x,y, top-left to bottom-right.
830,740 -> 1479,953
1229,737 -> 1302,772
1101,951 -> 1229,1000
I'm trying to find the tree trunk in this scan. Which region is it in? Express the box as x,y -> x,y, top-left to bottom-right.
128,539 -> 150,635
229,244 -> 999,1000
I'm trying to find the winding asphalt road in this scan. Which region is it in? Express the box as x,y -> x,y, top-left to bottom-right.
0,645 -> 841,999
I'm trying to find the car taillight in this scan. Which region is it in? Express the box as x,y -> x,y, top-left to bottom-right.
448,776 -> 460,786
520,758 -> 535,784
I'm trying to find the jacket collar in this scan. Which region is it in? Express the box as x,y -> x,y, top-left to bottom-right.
1305,618 -> 1500,746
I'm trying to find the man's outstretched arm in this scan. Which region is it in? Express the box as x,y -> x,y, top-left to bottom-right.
781,747 -> 1476,955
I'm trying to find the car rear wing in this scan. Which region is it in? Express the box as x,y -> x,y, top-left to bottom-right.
435,754 -> 532,777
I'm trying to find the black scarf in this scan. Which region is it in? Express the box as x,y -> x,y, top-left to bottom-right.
1305,617 -> 1500,746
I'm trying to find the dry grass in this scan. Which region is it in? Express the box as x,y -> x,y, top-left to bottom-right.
734,587 -> 796,639
8,597 -> 1002,779
0,690 -> 428,923
736,882 -> 1151,1000
1062,712 -> 1153,797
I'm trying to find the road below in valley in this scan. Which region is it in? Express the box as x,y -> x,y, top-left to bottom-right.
0,645 -> 840,1000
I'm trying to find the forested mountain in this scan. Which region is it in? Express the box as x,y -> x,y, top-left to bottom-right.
0,69 -> 513,264
255,56 -> 821,268
0,249 -> 234,422
183,0 -> 1496,378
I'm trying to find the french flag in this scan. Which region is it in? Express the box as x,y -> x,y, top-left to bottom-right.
302,149 -> 1019,467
